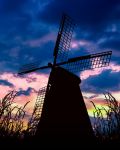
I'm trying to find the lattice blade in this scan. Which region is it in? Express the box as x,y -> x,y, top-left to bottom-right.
18,62 -> 50,75
59,51 -> 112,73
53,14 -> 75,64
27,86 -> 47,135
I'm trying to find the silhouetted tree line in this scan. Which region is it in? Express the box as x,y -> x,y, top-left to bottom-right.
0,91 -> 120,144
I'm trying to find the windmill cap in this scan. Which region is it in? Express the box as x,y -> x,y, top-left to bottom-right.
49,67 -> 81,85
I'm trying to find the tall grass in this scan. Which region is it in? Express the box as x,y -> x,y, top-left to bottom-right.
0,91 -> 120,144
91,93 -> 120,142
0,91 -> 29,139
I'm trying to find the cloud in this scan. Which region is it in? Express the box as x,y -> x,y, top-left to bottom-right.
0,71 -> 49,118
81,69 -> 120,93
0,0 -> 120,75
80,68 -> 104,80
8,47 -> 20,59
17,87 -> 35,96
38,0 -> 120,29
0,72 -> 49,93
0,79 -> 13,87
23,32 -> 56,48
37,0 -> 120,67
80,62 -> 120,80
71,40 -> 97,54
0,0 -> 27,13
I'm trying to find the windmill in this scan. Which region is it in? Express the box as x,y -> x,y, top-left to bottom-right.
18,14 -> 112,143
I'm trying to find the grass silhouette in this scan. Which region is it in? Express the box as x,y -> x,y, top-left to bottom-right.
91,93 -> 120,143
0,91 -> 120,146
0,91 -> 29,141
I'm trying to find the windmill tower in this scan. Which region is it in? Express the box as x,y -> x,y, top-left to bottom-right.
18,14 -> 112,143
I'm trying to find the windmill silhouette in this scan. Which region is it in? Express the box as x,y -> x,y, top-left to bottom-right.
18,14 -> 112,143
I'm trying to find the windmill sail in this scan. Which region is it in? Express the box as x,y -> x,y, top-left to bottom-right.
58,51 -> 112,73
53,14 -> 75,64
18,14 -> 75,75
27,87 -> 47,135
18,63 -> 50,75
18,13 -> 112,76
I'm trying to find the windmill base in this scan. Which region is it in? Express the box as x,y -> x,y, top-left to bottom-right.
35,67 -> 95,144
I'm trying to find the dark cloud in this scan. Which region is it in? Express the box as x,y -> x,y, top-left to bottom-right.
0,79 -> 14,87
17,87 -> 35,96
81,69 -> 120,93
0,0 -> 28,13
0,0 -> 120,95
101,40 -> 120,50
37,0 -> 120,67
98,32 -> 120,64
0,0 -> 54,73
38,0 -> 120,29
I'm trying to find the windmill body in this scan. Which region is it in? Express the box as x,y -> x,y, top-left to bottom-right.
35,67 -> 95,142
18,14 -> 112,143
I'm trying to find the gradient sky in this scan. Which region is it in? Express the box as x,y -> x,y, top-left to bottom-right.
0,0 -> 120,118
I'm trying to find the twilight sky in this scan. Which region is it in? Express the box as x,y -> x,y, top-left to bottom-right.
0,0 -> 120,118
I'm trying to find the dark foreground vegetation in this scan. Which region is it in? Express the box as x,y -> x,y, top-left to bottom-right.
0,91 -> 120,148
91,93 -> 120,146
